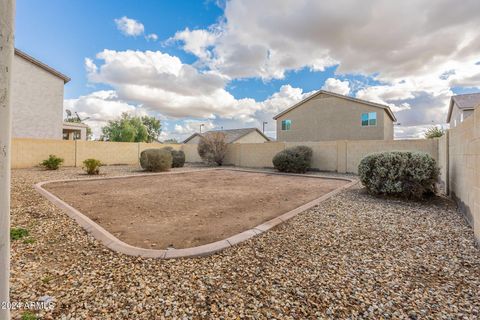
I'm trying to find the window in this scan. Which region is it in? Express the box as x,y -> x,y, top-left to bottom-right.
281,119 -> 292,131
361,112 -> 377,126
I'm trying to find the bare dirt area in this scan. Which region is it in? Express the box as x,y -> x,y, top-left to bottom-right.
44,169 -> 347,249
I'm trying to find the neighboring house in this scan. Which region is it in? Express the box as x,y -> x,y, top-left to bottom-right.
62,122 -> 88,140
183,128 -> 270,144
447,93 -> 480,128
11,49 -> 78,140
273,90 -> 396,142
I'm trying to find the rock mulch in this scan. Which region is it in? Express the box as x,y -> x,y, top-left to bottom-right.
10,165 -> 480,319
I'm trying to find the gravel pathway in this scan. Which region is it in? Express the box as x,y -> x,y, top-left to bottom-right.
10,165 -> 480,319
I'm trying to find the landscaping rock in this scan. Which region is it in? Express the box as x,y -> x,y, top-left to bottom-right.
9,165 -> 480,319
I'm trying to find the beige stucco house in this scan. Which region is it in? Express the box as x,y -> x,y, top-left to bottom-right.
447,93 -> 480,128
273,90 -> 396,142
62,121 -> 88,140
184,128 -> 270,144
11,49 -> 80,140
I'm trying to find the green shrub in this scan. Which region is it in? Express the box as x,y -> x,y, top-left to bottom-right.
11,227 -> 29,241
82,158 -> 102,175
272,145 -> 313,173
140,148 -> 172,172
162,147 -> 186,168
40,155 -> 64,170
21,312 -> 38,320
358,151 -> 440,199
198,132 -> 228,166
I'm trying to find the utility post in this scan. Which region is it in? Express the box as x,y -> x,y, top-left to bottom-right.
0,0 -> 15,319
262,121 -> 268,133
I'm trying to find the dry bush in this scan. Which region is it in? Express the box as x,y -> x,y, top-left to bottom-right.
140,148 -> 172,172
272,145 -> 313,173
197,132 -> 228,166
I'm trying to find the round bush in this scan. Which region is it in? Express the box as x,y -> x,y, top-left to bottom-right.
272,145 -> 313,173
82,158 -> 102,175
140,149 -> 172,172
358,151 -> 439,199
162,147 -> 185,168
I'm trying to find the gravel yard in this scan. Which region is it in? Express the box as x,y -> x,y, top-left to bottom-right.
10,165 -> 480,319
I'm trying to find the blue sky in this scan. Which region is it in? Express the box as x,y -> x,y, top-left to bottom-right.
16,1 -> 223,99
16,0 -> 480,140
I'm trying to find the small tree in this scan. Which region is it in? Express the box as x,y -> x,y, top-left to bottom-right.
424,126 -> 445,139
101,113 -> 161,142
198,132 -> 228,166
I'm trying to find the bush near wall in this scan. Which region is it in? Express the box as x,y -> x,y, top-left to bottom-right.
272,145 -> 313,173
140,149 -> 172,172
162,146 -> 185,168
358,151 -> 439,199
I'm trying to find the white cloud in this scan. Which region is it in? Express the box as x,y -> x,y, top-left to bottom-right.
114,16 -> 158,42
86,49 -> 264,120
63,90 -> 146,138
145,33 -> 158,41
79,1 -> 480,139
171,28 -> 218,60
185,0 -> 480,82
114,16 -> 145,37
322,78 -> 350,95
170,0 -> 480,135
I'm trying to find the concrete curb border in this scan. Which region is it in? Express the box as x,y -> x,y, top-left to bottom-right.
34,168 -> 357,259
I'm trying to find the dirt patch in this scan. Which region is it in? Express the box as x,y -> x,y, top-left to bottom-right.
44,169 -> 347,249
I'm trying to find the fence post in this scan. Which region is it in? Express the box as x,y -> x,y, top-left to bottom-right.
74,139 -> 77,167
0,0 -> 15,317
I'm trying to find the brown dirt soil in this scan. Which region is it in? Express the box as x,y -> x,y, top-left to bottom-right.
44,169 -> 347,249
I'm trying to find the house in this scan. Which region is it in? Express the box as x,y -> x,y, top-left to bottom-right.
11,49 -> 85,140
62,122 -> 88,140
273,90 -> 396,142
447,93 -> 480,128
183,128 -> 270,144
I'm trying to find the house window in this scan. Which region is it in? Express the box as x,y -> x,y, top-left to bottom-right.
281,119 -> 292,131
361,112 -> 377,126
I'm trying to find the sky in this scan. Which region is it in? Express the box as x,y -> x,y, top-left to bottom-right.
15,0 -> 480,141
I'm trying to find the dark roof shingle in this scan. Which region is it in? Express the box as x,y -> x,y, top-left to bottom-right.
183,128 -> 269,143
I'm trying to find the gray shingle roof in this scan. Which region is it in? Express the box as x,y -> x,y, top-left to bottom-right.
447,93 -> 480,122
452,93 -> 480,109
183,128 -> 269,143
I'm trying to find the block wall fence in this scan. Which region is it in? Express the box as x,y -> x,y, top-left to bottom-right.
11,121 -> 479,242
12,137 -> 439,174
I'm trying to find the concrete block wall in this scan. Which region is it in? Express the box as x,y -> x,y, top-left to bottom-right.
11,140 -> 181,168
447,110 -> 480,242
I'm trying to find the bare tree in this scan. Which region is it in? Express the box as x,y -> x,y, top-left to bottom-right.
0,0 -> 15,318
197,132 -> 228,166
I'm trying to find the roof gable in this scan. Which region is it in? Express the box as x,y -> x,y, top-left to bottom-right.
15,49 -> 71,83
183,128 -> 269,144
447,93 -> 480,122
273,90 -> 396,122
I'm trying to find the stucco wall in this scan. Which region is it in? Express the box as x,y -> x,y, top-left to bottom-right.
11,54 -> 65,139
345,139 -> 438,174
12,138 -> 439,173
12,140 -> 182,168
447,110 -> 480,242
276,94 -> 393,142
12,138 -> 76,168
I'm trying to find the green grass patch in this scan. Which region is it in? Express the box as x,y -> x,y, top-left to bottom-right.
23,238 -> 36,244
21,311 -> 38,320
10,227 -> 29,241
